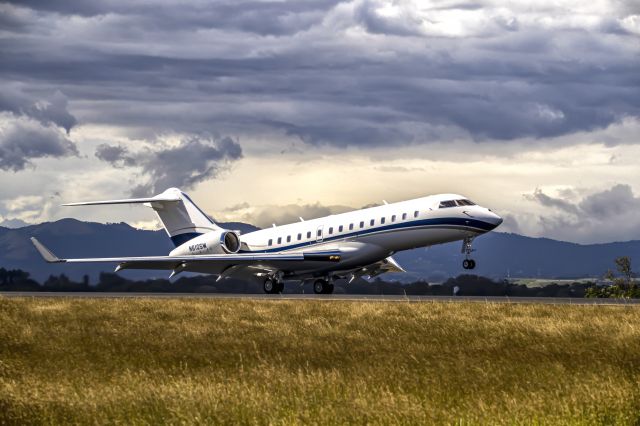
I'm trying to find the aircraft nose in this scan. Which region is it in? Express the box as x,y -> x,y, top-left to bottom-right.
487,211 -> 503,229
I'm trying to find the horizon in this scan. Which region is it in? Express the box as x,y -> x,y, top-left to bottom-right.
5,216 -> 640,247
1,1 -> 638,244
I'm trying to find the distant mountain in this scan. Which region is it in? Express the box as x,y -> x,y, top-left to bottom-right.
0,219 -> 259,282
394,232 -> 640,282
1,219 -> 638,282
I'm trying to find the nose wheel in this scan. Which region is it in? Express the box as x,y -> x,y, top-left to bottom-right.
461,237 -> 477,270
462,259 -> 476,270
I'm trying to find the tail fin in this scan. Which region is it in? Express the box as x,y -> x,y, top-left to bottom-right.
63,188 -> 221,246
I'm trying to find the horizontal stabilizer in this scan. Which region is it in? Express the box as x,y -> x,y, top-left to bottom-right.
62,196 -> 180,206
31,237 -> 64,263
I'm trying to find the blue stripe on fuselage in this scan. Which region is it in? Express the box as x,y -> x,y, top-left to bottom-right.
243,216 -> 496,253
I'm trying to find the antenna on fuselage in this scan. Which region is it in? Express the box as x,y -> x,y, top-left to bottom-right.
272,223 -> 276,228
382,200 -> 388,205
299,217 -> 305,222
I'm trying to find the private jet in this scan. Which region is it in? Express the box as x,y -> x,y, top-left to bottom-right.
31,188 -> 503,294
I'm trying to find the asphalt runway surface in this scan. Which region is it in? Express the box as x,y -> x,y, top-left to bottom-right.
1,292 -> 639,305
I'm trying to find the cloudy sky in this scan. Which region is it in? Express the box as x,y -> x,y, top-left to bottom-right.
1,0 -> 639,243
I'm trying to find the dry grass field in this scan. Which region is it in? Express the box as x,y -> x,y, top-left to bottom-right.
1,297 -> 639,425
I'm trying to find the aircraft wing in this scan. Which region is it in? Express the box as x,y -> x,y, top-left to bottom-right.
30,238 -> 341,275
347,256 -> 406,282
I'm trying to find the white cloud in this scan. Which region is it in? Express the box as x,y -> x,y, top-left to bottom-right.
619,14 -> 640,35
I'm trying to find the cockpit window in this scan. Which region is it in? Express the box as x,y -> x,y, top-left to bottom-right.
439,199 -> 475,208
438,200 -> 457,208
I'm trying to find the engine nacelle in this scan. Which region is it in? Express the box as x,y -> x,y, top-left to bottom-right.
170,229 -> 241,256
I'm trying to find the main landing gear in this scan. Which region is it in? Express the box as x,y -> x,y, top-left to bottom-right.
461,237 -> 476,270
263,277 -> 284,294
313,278 -> 334,294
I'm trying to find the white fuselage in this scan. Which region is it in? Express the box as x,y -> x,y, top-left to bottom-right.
170,193 -> 503,279
35,188 -> 503,289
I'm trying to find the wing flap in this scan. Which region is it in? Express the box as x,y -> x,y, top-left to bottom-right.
30,238 -> 340,272
347,256 -> 405,282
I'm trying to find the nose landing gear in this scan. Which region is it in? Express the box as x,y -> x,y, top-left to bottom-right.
461,237 -> 476,270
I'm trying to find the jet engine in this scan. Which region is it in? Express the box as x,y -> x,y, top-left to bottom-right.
170,229 -> 241,256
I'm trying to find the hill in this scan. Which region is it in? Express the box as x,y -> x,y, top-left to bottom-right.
1,219 -> 638,282
0,219 -> 258,282
394,232 -> 640,282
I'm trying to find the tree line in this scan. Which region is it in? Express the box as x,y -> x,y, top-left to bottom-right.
1,257 -> 635,297
0,268 -> 597,297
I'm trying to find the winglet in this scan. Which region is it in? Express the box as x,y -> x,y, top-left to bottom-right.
30,238 -> 64,263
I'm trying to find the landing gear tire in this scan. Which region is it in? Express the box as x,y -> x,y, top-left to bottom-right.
263,278 -> 283,294
462,259 -> 476,270
313,279 -> 334,294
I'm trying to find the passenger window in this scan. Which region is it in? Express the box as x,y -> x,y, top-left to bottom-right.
349,223 -> 354,230
328,227 -> 333,234
402,213 -> 407,220
339,225 -> 343,232
307,231 -> 311,238
391,215 -> 396,222
268,239 -> 273,246
277,237 -> 282,244
360,221 -> 364,228
370,219 -> 375,226
287,235 -> 291,242
317,229 -> 322,237
381,217 -> 385,224
297,233 -> 301,240
414,211 -> 419,218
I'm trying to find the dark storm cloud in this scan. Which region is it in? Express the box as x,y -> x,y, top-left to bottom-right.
525,189 -> 580,215
95,135 -> 243,196
579,184 -> 639,219
529,184 -> 640,219
526,184 -> 640,242
3,0 -> 344,35
1,1 -> 639,147
94,143 -> 137,168
0,86 -> 77,133
0,117 -> 79,171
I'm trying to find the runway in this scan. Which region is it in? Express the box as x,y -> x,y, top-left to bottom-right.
1,292 -> 639,305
